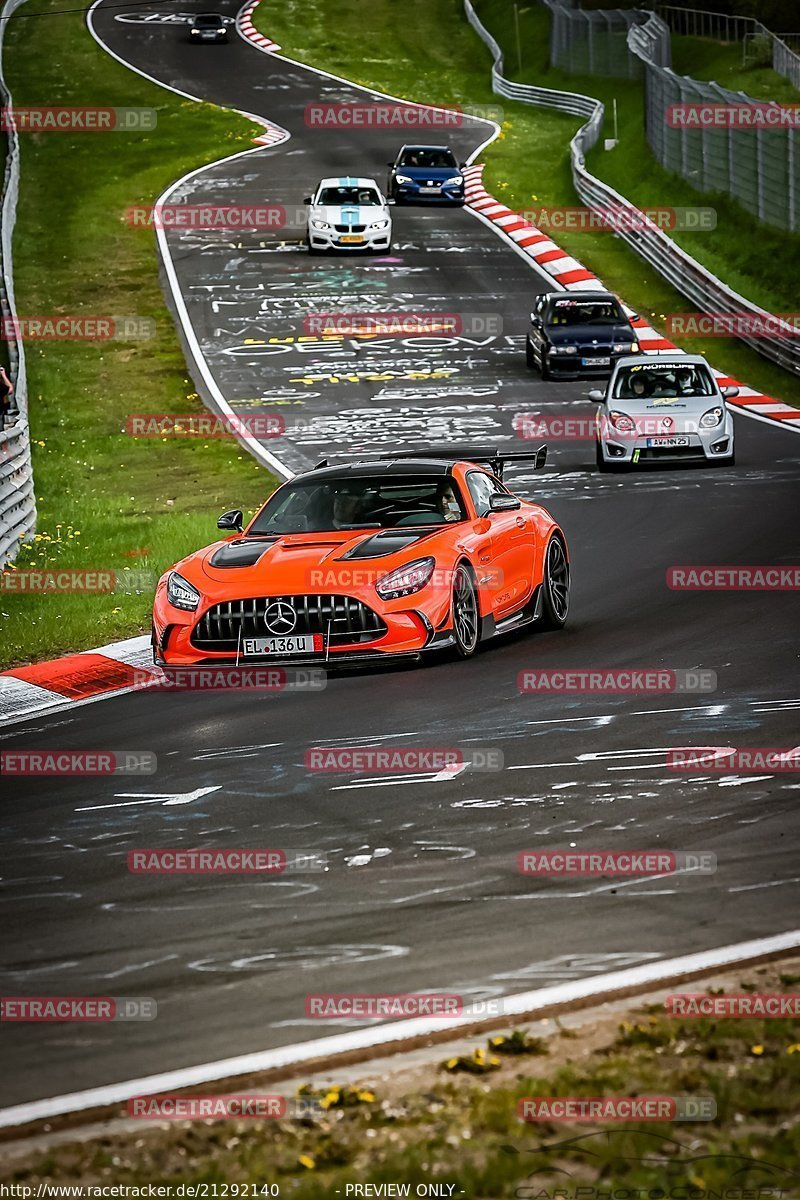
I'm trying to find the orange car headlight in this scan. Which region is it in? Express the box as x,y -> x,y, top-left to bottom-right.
375,557 -> 436,600
166,570 -> 200,611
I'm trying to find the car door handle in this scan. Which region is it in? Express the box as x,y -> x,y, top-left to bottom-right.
479,553 -> 491,563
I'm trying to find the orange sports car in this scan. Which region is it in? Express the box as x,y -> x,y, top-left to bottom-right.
151,446 -> 570,666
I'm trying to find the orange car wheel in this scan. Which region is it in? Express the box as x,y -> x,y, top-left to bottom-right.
540,535 -> 570,629
452,563 -> 480,658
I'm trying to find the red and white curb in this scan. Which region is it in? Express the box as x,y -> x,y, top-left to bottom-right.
464,165 -> 800,431
236,0 -> 280,54
235,2 -> 288,146
251,121 -> 289,147
0,927 -> 797,1131
0,635 -> 158,723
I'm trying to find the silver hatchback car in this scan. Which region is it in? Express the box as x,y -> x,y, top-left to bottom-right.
592,355 -> 737,471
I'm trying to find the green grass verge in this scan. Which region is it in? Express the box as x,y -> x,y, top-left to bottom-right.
253,0 -> 800,408
4,968 -> 799,1191
1,3 -> 277,670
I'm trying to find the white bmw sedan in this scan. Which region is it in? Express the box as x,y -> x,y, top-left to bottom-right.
304,177 -> 393,254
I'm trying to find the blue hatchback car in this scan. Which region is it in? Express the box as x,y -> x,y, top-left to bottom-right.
387,145 -> 466,204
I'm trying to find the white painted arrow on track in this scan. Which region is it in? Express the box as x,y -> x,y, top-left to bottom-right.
76,786 -> 221,812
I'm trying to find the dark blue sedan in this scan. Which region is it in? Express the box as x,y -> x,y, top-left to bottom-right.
387,145 -> 466,204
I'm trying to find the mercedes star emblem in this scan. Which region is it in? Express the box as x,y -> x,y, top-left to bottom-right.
264,601 -> 297,635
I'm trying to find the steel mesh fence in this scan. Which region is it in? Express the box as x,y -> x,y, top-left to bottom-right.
464,0 -> 800,375
545,1 -> 652,79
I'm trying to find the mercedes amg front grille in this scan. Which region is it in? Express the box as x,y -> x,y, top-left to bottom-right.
191,595 -> 387,651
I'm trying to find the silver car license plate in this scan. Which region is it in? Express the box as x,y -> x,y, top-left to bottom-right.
242,636 -> 322,655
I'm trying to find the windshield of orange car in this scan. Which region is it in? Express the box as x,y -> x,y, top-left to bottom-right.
250,475 -> 467,534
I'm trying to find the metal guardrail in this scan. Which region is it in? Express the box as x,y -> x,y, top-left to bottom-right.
463,0 -> 800,378
0,0 -> 36,567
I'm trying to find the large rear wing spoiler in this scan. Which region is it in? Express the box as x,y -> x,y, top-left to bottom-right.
318,444 -> 548,481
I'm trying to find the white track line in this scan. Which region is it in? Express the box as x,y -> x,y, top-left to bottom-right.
1,928 -> 797,1130
85,0 -> 294,480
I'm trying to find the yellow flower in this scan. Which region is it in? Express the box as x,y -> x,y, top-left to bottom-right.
298,1155 -> 315,1170
445,1057 -> 458,1069
787,1043 -> 800,1054
357,1089 -> 375,1102
750,1044 -> 764,1056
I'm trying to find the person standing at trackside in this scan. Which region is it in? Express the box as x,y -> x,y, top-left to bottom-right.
0,365 -> 17,429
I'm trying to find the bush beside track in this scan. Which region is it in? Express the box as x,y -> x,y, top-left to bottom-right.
253,0 -> 800,408
0,2 -> 276,671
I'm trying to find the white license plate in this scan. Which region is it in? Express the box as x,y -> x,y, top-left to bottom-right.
419,186 -> 441,194
583,356 -> 610,366
646,436 -> 690,447
242,635 -> 322,655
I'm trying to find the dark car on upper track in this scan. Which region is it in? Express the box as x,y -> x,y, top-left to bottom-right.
526,290 -> 641,380
188,12 -> 229,42
387,145 -> 466,205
